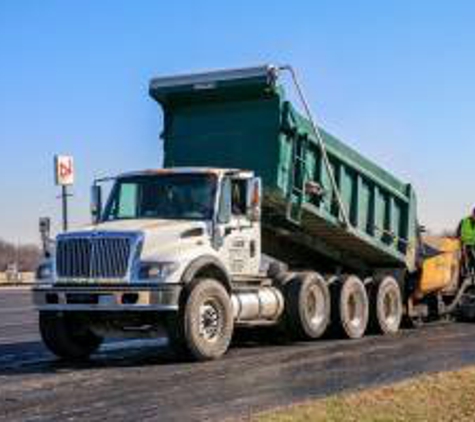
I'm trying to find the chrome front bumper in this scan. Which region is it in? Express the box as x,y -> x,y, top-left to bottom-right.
32,284 -> 182,312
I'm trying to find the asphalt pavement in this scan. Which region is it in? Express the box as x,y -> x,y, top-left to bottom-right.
3,287 -> 475,421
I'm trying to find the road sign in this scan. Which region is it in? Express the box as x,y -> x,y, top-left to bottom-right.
54,155 -> 74,186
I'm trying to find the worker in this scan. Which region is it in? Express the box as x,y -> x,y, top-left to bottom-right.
457,208 -> 475,275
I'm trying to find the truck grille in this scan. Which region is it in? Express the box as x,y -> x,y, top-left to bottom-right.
56,233 -> 138,280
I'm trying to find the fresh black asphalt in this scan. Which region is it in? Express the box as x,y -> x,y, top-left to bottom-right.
2,287 -> 475,421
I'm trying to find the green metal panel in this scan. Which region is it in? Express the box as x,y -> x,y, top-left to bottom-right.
149,66 -> 419,271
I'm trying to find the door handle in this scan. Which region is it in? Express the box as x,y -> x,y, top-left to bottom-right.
224,227 -> 237,236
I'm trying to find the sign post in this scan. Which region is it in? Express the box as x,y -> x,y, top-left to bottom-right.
54,155 -> 74,232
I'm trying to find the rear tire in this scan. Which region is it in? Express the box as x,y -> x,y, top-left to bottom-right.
282,272 -> 331,340
370,276 -> 403,335
332,275 -> 368,339
39,311 -> 102,360
167,279 -> 234,361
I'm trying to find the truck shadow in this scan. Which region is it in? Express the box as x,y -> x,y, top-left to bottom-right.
0,332 -> 344,377
0,338 -> 180,376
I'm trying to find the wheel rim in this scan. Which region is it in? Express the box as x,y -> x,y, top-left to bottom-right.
199,299 -> 222,342
382,287 -> 400,328
306,284 -> 325,327
347,289 -> 364,329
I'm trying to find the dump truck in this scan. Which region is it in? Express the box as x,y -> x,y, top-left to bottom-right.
33,65 -> 474,361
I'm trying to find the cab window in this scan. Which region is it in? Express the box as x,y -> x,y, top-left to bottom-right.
231,179 -> 247,216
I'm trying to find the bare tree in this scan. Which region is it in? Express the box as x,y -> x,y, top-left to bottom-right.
0,240 -> 15,272
17,244 -> 42,272
0,239 -> 41,272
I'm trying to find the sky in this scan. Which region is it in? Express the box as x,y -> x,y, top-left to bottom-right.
1,1 -> 475,244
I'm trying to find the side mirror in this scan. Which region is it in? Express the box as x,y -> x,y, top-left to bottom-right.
91,184 -> 102,224
246,177 -> 262,222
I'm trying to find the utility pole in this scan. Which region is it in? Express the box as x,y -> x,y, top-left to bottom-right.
61,185 -> 69,231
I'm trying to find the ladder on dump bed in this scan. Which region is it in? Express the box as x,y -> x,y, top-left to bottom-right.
286,135 -> 308,225
280,65 -> 351,229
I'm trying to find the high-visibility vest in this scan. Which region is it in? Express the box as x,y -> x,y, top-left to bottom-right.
461,217 -> 475,246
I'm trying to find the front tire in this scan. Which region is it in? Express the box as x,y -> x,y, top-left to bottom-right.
39,311 -> 102,360
168,279 -> 234,361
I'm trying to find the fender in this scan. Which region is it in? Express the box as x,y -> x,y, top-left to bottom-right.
180,255 -> 232,292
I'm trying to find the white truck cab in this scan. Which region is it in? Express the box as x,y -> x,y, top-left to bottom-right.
33,167 -> 293,361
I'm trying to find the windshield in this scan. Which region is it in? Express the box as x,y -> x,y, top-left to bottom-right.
102,173 -> 217,221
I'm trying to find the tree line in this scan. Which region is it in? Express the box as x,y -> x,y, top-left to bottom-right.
0,239 -> 41,272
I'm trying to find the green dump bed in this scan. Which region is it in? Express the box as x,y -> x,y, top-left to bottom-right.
149,65 -> 418,273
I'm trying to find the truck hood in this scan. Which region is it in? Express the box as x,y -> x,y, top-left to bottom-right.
76,219 -> 211,259
85,219 -> 200,233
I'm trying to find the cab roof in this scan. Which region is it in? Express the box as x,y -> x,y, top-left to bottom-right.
117,167 -> 254,179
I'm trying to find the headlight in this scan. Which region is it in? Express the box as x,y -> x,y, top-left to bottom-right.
36,261 -> 53,281
138,261 -> 179,280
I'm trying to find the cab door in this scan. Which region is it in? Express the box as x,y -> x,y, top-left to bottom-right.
217,176 -> 260,276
